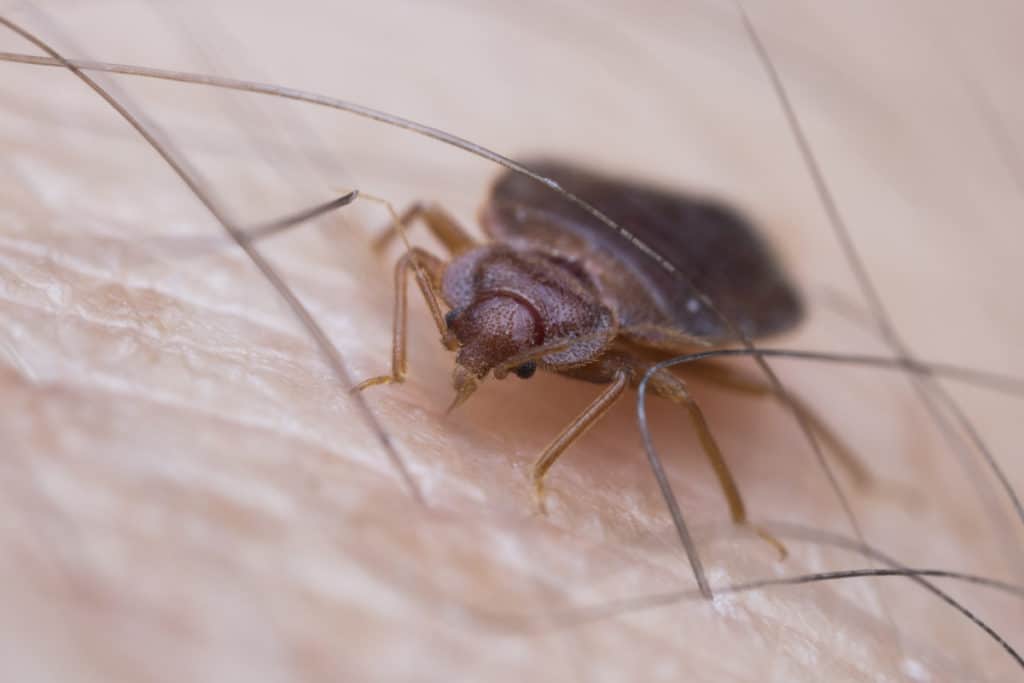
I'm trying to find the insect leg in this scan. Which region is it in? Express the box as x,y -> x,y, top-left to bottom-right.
648,368 -> 787,559
371,201 -> 478,255
691,363 -> 875,490
353,247 -> 449,391
531,369 -> 630,512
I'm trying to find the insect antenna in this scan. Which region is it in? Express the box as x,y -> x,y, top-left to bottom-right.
0,44 -> 836,597
7,7 -> 1021,676
0,15 -> 424,505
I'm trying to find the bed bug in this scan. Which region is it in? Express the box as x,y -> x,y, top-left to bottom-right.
355,159 -> 858,547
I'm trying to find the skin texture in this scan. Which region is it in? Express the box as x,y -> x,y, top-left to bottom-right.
1,1 -> 1023,681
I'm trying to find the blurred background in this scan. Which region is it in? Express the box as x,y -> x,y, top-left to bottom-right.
1,1 -> 1023,680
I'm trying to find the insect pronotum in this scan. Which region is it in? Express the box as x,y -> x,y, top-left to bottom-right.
1,1 -> 1022,681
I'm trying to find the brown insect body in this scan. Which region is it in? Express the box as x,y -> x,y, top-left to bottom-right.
443,160 -> 803,387
364,159 -> 808,540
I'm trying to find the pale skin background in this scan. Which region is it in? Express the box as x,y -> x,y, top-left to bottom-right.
1,0 -> 1024,681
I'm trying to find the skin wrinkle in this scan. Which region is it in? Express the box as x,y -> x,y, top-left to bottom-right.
1,1 -> 1023,681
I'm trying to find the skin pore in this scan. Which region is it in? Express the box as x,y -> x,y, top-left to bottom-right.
1,1 -> 1023,681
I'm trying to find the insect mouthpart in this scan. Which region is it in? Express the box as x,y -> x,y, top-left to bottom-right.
447,363 -> 480,414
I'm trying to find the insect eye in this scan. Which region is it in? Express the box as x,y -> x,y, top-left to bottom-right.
444,309 -> 459,329
513,361 -> 537,379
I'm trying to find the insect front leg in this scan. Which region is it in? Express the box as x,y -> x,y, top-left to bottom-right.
353,247 -> 450,392
648,368 -> 788,559
530,368 -> 630,513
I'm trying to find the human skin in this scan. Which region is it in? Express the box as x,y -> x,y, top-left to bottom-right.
1,1 -> 1023,681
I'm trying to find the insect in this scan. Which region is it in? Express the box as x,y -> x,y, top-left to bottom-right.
4,4 -> 1024,680
356,158 -> 857,550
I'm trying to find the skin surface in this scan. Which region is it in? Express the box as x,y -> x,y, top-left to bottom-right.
1,1 -> 1023,681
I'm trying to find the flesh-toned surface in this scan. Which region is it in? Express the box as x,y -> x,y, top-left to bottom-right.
484,160 -> 803,341
1,1 -> 1024,682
